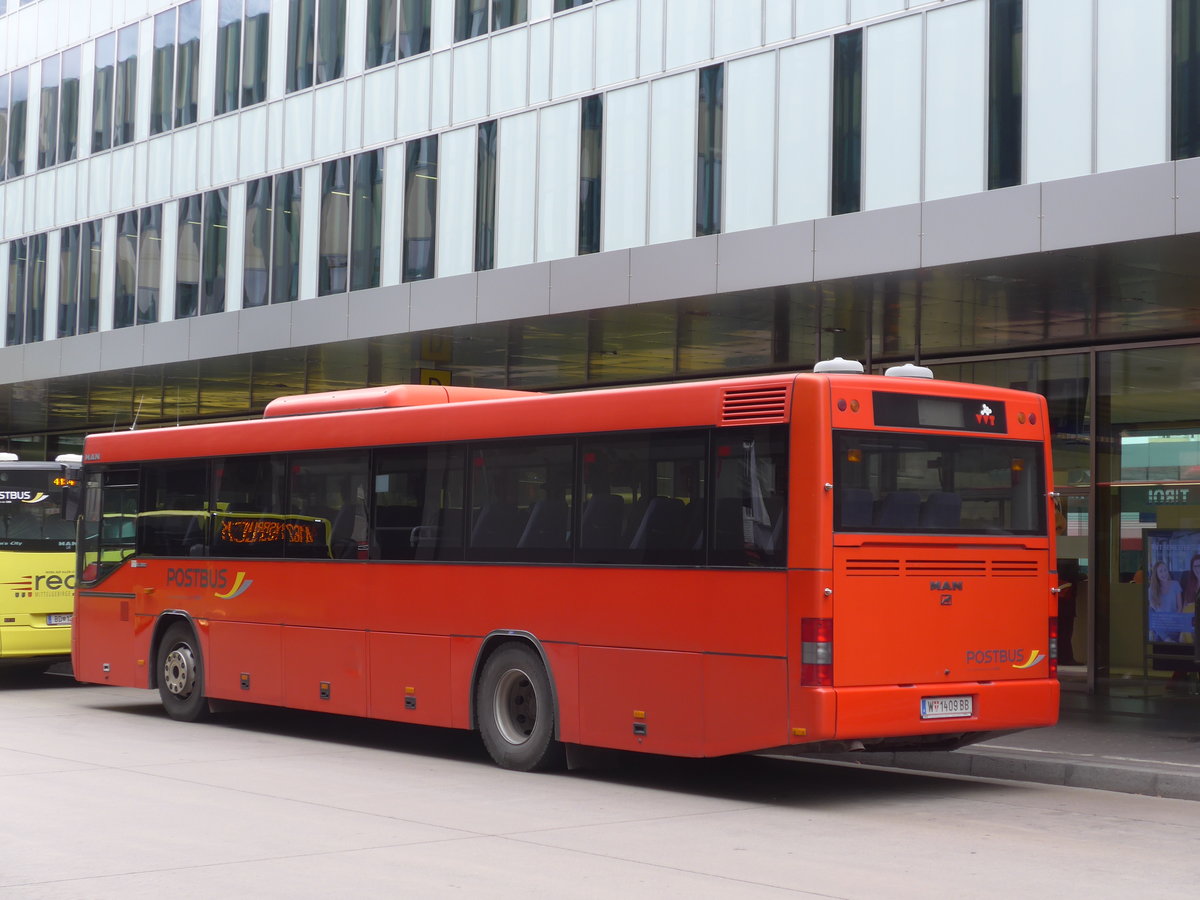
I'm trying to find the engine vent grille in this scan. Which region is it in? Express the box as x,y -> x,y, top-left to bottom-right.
720,386 -> 790,425
843,557 -> 1041,577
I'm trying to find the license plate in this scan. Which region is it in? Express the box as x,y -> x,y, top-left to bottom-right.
46,614 -> 73,626
920,695 -> 973,719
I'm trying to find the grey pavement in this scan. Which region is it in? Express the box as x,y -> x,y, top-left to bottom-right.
800,673 -> 1200,801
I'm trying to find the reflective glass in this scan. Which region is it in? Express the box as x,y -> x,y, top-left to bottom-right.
59,47 -> 81,162
176,1 -> 201,126
350,149 -> 383,291
37,56 -> 58,169
113,25 -> 138,147
150,9 -> 175,134
201,191 -> 228,315
91,33 -> 114,153
244,177 -> 271,307
319,157 -> 351,295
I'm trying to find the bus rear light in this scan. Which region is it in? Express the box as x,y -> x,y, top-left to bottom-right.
801,617 -> 833,686
1048,617 -> 1059,679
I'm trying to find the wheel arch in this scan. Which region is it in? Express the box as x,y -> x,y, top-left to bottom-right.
469,630 -> 560,738
147,611 -> 202,690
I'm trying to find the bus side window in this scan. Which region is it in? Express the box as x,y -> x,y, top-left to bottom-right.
710,427 -> 788,567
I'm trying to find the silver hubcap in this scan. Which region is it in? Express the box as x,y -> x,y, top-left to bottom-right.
493,667 -> 538,745
163,643 -> 196,698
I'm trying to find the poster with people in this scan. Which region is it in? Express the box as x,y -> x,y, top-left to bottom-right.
1145,530 -> 1200,644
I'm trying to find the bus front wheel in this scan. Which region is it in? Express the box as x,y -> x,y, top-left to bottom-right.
477,642 -> 564,771
156,621 -> 210,723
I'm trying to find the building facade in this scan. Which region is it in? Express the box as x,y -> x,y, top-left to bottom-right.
1,0 -> 1199,685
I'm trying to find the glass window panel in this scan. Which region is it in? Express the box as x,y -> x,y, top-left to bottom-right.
287,0 -> 316,92
243,177 -> 271,307
926,0 -> 987,201
831,29 -> 862,216
497,111 -> 536,266
57,225 -> 80,338
988,0 -> 1023,188
288,451 -> 369,559
724,54 -> 772,233
316,0 -> 346,84
176,0 -> 201,127
92,33 -> 115,154
212,455 -> 287,558
7,67 -> 27,179
493,0 -> 527,31
695,63 -> 723,236
578,430 -> 706,566
272,170 -> 302,302
373,446 -> 466,561
648,72 -> 695,245
474,120 -> 497,271
243,0 -> 271,107
367,0 -> 397,68
201,190 -> 228,315
536,101 -> 579,262
436,127 -> 473,277
319,157 -> 351,294
1027,0 -> 1092,184
467,440 -> 572,562
176,194 -> 202,318
456,0 -> 487,43
554,0 -> 591,10
150,9 -> 175,135
664,0 -> 711,71
862,16 -> 921,211
80,220 -> 101,333
59,47 -> 81,163
578,95 -> 601,255
710,426 -> 787,567
602,82 -> 648,252
215,0 -> 243,116
0,74 -> 9,181
403,136 -> 438,281
138,205 -> 163,325
1099,0 -> 1168,171
25,233 -> 46,343
778,39 -> 831,223
399,0 -> 431,58
350,150 -> 383,291
6,238 -> 27,346
114,211 -> 138,329
37,56 -> 59,170
113,25 -> 138,147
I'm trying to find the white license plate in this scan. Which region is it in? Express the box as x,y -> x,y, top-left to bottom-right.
46,614 -> 73,626
920,695 -> 973,719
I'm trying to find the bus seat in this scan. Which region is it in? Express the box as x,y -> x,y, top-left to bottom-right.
839,488 -> 875,529
579,494 -> 625,549
920,491 -> 962,529
517,499 -> 570,549
629,496 -> 687,550
470,502 -> 524,549
874,491 -> 920,529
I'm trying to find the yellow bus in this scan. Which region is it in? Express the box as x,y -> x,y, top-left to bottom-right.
0,455 -> 80,659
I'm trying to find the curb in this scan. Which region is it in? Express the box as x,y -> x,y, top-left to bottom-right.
801,748 -> 1200,802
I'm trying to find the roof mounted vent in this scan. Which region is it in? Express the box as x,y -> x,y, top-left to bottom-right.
884,363 -> 934,379
813,357 -> 865,374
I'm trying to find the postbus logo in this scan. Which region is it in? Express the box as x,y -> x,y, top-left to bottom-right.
0,489 -> 46,502
165,567 -> 254,600
975,403 -> 996,427
965,648 -> 1045,669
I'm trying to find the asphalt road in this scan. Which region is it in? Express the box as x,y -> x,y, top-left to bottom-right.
2,661 -> 1196,899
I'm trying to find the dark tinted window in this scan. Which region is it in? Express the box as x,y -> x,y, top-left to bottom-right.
468,440 -> 573,562
138,462 -> 209,557
373,445 -> 466,560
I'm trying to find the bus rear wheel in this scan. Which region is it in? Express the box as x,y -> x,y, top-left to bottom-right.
477,643 -> 564,771
156,621 -> 209,723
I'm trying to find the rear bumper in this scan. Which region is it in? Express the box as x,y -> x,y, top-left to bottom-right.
0,620 -> 73,658
793,678 -> 1060,745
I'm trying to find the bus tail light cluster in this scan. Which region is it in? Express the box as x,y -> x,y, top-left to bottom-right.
801,618 -> 833,686
1048,617 -> 1059,679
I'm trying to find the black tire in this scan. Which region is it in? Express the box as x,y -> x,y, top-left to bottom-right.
476,642 -> 564,771
156,621 -> 209,722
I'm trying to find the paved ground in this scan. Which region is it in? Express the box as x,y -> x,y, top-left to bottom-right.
806,677 -> 1200,801
1,663 -> 1198,899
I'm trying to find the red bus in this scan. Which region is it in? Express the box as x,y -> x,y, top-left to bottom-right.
72,362 -> 1059,770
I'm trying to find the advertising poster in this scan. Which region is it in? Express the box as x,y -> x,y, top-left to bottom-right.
1145,530 -> 1200,644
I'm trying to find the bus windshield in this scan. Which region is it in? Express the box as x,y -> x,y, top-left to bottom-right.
0,470 -> 77,547
833,430 -> 1046,536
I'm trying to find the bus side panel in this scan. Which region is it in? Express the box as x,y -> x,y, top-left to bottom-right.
787,378 -> 834,574
73,592 -> 140,687
367,632 -> 453,727
207,621 -> 284,705
450,635 -> 482,730
281,627 -> 368,717
701,654 -> 788,756
786,570 -> 837,742
577,647 -> 705,756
